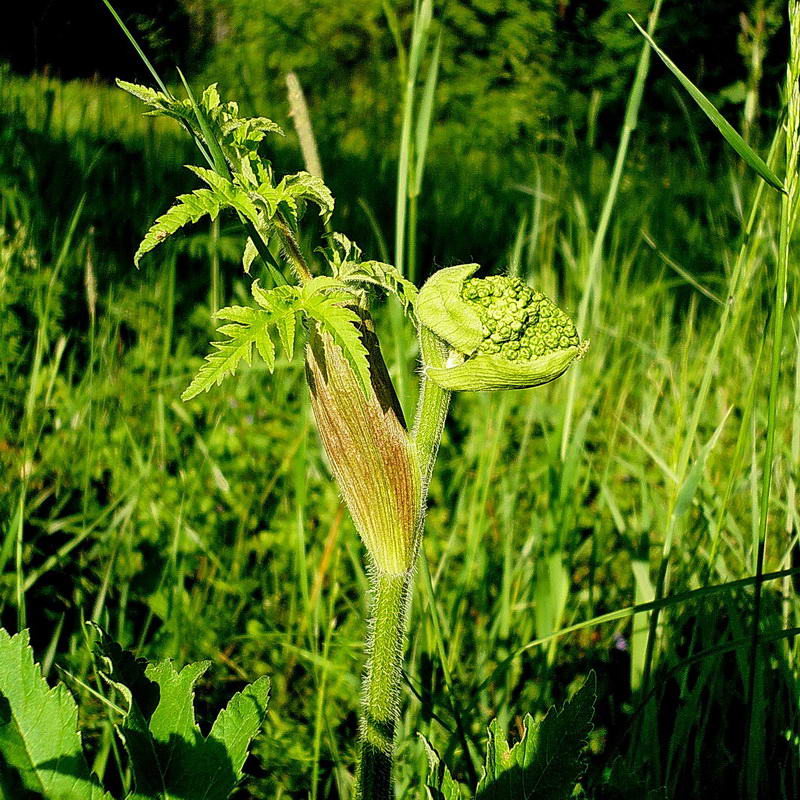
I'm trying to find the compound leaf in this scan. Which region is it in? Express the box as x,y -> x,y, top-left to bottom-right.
183,288 -> 305,400
0,628 -> 112,800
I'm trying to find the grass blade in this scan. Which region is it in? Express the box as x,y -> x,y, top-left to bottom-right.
631,15 -> 785,192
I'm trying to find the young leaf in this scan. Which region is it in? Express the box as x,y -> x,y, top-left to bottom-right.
300,286 -> 372,397
630,17 -> 784,192
185,166 -> 260,222
0,628 -> 112,800
242,237 -> 258,274
223,117 -> 285,152
328,231 -> 362,266
134,187 -> 225,266
474,673 -> 596,800
282,171 -> 335,223
337,259 -> 419,316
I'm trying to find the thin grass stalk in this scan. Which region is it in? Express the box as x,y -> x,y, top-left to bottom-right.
560,0 -> 664,460
286,71 -> 324,182
744,2 -> 799,789
393,0 -> 433,280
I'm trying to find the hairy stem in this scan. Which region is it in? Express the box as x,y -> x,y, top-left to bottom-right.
413,325 -> 452,489
272,215 -> 313,283
357,570 -> 412,799
357,326 -> 452,798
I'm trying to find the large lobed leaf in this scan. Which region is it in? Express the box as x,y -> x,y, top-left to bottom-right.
0,628 -> 112,800
475,674 -> 596,799
94,628 -> 270,800
420,735 -> 468,799
424,674 -> 596,800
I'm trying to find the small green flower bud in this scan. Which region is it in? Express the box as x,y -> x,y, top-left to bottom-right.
417,264 -> 588,391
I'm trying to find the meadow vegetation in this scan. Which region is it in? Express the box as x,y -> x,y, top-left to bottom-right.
1,2 -> 799,798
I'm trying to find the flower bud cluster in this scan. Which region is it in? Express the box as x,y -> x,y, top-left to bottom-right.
461,276 -> 579,362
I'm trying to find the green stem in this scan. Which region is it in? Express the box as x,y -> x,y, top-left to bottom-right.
413,326 -> 452,490
273,214 -> 313,283
357,570 -> 412,799
357,326 -> 451,798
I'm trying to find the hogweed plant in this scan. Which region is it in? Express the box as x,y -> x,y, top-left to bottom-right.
1,0 -> 798,796
115,79 -> 590,799
121,69 -> 579,794
0,62 -> 595,796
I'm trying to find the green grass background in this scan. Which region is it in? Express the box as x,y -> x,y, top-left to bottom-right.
1,9 -> 799,795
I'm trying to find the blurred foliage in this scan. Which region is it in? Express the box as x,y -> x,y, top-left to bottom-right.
197,0 -> 789,154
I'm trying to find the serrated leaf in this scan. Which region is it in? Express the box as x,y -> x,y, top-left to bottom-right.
94,631 -> 270,800
214,305 -> 259,325
273,310 -> 296,361
0,628 -> 112,800
475,674 -> 596,800
420,734 -> 466,799
301,275 -> 349,299
223,116 -> 284,148
301,292 -> 371,397
254,325 -> 276,370
251,182 -> 286,220
330,232 -> 362,264
182,335 -> 256,401
183,292 -> 303,400
134,188 -> 224,266
283,171 -> 334,223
